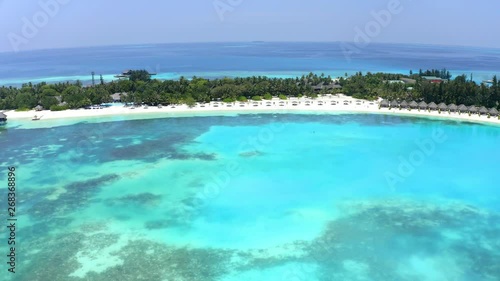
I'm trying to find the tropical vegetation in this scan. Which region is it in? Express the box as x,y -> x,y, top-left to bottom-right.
0,70 -> 498,111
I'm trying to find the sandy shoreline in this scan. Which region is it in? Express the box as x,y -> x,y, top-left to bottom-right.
3,95 -> 500,126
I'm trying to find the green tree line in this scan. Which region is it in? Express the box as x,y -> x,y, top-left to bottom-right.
0,70 -> 498,111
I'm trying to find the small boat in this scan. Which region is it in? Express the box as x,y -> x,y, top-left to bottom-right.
32,115 -> 42,121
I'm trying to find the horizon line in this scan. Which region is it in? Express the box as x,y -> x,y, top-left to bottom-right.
2,41 -> 500,55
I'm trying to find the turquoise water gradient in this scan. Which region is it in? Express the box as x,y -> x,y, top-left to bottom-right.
0,113 -> 499,281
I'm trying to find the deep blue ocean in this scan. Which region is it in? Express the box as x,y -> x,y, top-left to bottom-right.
1,42 -> 500,86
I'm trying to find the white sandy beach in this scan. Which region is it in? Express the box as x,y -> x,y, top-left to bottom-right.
3,94 -> 500,125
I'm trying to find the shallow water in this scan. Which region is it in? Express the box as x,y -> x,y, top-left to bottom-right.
1,113 -> 499,281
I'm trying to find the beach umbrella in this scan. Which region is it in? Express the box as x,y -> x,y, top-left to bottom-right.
418,101 -> 428,109
438,103 -> 448,111
479,106 -> 489,115
448,104 -> 457,112
400,101 -> 409,108
458,104 -> 468,113
468,105 -> 478,113
428,102 -> 438,110
489,108 -> 499,116
409,101 -> 419,109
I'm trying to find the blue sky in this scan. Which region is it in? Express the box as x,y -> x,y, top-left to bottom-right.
1,0 -> 499,52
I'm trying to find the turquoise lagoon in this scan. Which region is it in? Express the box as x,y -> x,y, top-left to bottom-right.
1,113 -> 499,281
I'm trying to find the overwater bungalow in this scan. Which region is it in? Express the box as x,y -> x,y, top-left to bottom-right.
418,101 -> 428,110
428,102 -> 438,111
0,112 -> 7,123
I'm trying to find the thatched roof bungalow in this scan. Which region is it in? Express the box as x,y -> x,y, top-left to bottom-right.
418,101 -> 428,110
428,102 -> 438,110
458,104 -> 468,113
389,100 -> 399,108
448,104 -> 457,112
489,108 -> 499,116
479,106 -> 489,115
438,103 -> 448,111
468,106 -> 478,113
111,92 -> 128,103
380,100 -> 390,108
409,101 -> 419,109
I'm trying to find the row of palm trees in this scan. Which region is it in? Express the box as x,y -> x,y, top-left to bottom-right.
380,100 -> 499,118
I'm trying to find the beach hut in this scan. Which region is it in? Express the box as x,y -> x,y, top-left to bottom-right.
400,101 -> 409,109
389,100 -> 399,108
380,100 -> 389,108
437,103 -> 447,114
479,106 -> 489,115
428,102 -> 438,111
468,105 -> 478,114
489,108 -> 499,116
409,101 -> 419,109
458,104 -> 468,114
0,112 -> 7,123
448,104 -> 457,112
418,101 -> 428,110
35,105 -> 43,111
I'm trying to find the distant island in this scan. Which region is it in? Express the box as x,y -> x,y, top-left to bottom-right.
0,69 -> 498,115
